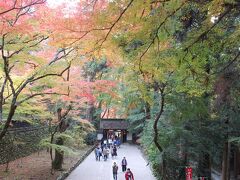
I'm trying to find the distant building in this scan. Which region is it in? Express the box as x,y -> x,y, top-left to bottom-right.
98,118 -> 132,143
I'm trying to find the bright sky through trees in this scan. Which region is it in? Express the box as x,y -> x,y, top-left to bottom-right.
47,0 -> 80,8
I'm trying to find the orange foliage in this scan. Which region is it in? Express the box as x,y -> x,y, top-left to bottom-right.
0,0 -> 119,122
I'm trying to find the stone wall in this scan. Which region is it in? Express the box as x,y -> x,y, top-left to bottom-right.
0,126 -> 49,164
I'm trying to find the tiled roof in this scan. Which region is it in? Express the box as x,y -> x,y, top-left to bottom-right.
100,119 -> 128,129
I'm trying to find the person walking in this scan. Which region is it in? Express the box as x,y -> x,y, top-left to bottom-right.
108,138 -> 113,147
99,147 -> 102,160
125,168 -> 134,180
103,147 -> 108,161
113,138 -> 117,146
112,145 -> 117,158
106,146 -> 110,159
112,162 -> 118,180
121,157 -> 127,172
96,147 -> 102,161
94,147 -> 98,161
117,138 -> 121,148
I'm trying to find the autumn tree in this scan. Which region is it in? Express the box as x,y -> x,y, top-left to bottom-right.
66,0 -> 240,179
0,0 -> 74,140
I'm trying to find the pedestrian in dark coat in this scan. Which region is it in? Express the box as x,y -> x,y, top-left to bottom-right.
94,147 -> 98,161
121,157 -> 127,172
112,162 -> 118,180
113,145 -> 117,157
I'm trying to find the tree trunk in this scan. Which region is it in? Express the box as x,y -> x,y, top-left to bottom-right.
86,75 -> 94,121
52,137 -> 64,170
51,107 -> 71,170
178,151 -> 188,180
233,147 -> 240,179
205,153 -> 212,179
162,157 -> 167,180
227,143 -> 231,180
0,106 -> 2,121
0,100 -> 17,140
153,87 -> 165,152
86,103 -> 94,121
145,102 -> 151,120
222,141 -> 230,180
0,78 -> 7,121
0,93 -> 3,121
198,152 -> 211,179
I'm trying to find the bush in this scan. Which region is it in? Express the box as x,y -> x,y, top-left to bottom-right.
84,132 -> 97,145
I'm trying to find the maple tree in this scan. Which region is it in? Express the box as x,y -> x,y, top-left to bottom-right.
0,1 -> 116,172
0,1 -> 75,140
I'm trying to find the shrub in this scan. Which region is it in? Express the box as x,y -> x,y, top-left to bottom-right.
84,132 -> 97,145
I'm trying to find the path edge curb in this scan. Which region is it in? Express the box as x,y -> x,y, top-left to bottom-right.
57,145 -> 96,180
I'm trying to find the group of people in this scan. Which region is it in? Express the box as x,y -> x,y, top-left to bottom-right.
112,157 -> 134,180
94,136 -> 134,180
94,136 -> 121,161
94,144 -> 118,161
103,136 -> 121,148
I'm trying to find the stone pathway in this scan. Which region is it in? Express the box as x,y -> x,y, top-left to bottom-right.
66,144 -> 156,180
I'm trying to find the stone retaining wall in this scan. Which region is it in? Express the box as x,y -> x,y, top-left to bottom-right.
0,126 -> 49,164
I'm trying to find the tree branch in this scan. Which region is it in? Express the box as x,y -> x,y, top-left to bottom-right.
29,36 -> 49,48
15,54 -> 72,97
138,2 -> 186,74
0,0 -> 46,16
212,51 -> 240,75
61,106 -> 72,120
30,64 -> 71,83
184,7 -> 232,52
151,0 -> 171,3
1,34 -> 16,96
49,48 -> 74,65
153,85 -> 165,152
17,92 -> 69,105
96,0 -> 134,48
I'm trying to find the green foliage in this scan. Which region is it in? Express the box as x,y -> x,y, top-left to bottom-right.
12,100 -> 53,122
94,0 -> 240,179
84,132 -> 97,145
71,121 -> 95,147
82,57 -> 109,81
39,135 -> 77,156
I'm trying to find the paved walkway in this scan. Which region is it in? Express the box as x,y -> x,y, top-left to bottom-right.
66,144 -> 156,180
